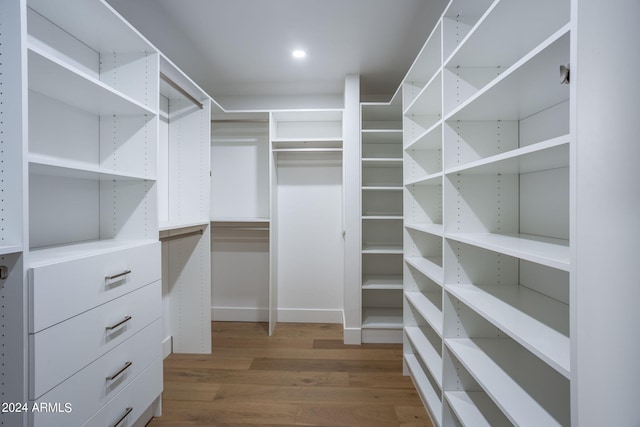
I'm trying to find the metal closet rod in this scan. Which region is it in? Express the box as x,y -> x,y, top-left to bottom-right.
160,72 -> 203,110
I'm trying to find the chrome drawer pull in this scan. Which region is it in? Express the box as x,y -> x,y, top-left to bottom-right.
106,361 -> 132,381
111,407 -> 133,427
105,316 -> 132,331
105,270 -> 132,281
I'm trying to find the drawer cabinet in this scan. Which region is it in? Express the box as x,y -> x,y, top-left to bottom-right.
31,319 -> 162,426
29,241 -> 160,333
30,280 -> 161,399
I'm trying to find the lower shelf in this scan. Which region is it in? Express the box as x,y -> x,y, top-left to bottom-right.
404,354 -> 442,426
362,307 -> 402,329
445,391 -> 511,427
445,338 -> 569,427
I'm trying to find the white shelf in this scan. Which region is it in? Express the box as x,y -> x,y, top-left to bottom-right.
446,232 -> 570,271
362,215 -> 403,220
28,0 -> 153,53
404,354 -> 442,426
29,153 -> 155,181
361,129 -> 403,137
445,0 -> 569,68
404,121 -> 442,152
445,136 -> 570,175
362,158 -> 403,167
405,172 -> 443,187
362,243 -> 403,254
404,19 -> 442,87
405,257 -> 444,285
362,276 -> 403,290
211,217 -> 270,224
361,308 -> 403,329
362,186 -> 403,191
0,245 -> 23,256
29,238 -> 157,268
405,291 -> 443,337
404,70 -> 442,116
405,326 -> 442,388
27,46 -> 155,117
404,223 -> 444,237
446,338 -> 567,427
445,391 -> 511,427
446,27 -> 570,122
447,284 -> 570,377
158,220 -> 210,232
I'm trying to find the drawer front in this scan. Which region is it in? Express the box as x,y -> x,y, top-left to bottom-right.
30,281 -> 161,399
31,319 -> 161,427
81,357 -> 163,427
30,241 -> 160,333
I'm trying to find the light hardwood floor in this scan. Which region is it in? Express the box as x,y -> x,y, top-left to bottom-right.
147,322 -> 433,427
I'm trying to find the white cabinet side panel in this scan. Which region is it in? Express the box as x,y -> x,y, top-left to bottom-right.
574,0 -> 640,425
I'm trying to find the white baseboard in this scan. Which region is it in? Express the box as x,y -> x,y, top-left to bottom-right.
343,327 -> 362,344
276,308 -> 343,323
211,306 -> 269,322
162,335 -> 172,359
362,328 -> 403,344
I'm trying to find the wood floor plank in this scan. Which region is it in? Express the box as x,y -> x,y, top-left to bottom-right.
147,322 -> 432,427
249,357 -> 402,373
164,367 -> 350,387
295,403 -> 401,427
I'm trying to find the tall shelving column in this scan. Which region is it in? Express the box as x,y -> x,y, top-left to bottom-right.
158,54 -> 212,355
270,110 -> 345,331
401,17 -> 445,426
0,1 -> 26,425
360,97 -> 404,343
24,0 -> 163,425
402,0 -> 573,425
210,110 -> 271,323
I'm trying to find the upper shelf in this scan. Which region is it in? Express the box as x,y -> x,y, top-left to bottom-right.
446,232 -> 570,271
445,136 -> 570,175
28,46 -> 156,117
29,153 -> 156,181
28,0 -> 154,53
445,0 -> 570,68
446,28 -> 570,122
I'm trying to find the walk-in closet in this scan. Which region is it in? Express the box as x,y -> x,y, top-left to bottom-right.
1,0 -> 638,426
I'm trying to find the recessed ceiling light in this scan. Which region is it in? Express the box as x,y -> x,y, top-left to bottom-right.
292,49 -> 306,59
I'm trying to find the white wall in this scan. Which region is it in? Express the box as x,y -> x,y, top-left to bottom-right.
276,154 -> 344,322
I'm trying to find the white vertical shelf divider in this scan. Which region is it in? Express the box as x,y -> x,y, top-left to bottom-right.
402,0 -> 573,425
0,1 -> 27,425
159,55 -> 212,354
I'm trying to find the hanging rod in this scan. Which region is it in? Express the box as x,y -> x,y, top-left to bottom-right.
160,72 -> 203,110
159,229 -> 204,242
211,119 -> 269,124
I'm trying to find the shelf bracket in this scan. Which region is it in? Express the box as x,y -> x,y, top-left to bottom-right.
0,266 -> 7,280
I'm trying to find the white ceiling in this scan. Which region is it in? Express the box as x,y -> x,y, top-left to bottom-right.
108,0 -> 447,109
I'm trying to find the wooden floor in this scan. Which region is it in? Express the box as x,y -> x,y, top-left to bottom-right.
147,322 -> 433,427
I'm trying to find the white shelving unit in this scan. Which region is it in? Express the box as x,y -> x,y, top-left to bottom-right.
270,110 -> 345,332
402,0 -> 572,425
6,0 -> 164,425
158,55 -> 212,355
360,99 -> 404,343
210,111 -> 271,324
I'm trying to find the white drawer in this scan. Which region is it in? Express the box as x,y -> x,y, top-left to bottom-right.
81,358 -> 163,427
29,241 -> 160,333
31,319 -> 161,427
30,281 -> 161,399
